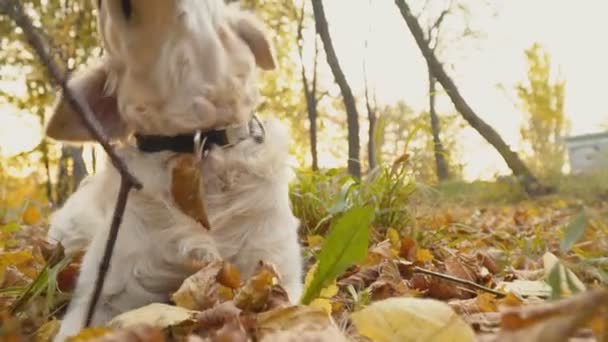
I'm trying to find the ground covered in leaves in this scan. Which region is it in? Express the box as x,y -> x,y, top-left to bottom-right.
1,171 -> 607,341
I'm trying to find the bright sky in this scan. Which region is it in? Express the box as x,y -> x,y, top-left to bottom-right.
321,0 -> 608,179
1,0 -> 607,180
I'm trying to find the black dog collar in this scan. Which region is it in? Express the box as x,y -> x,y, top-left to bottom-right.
135,117 -> 264,154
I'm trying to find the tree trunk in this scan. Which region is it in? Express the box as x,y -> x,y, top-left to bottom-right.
428,68 -> 450,182
56,146 -> 88,205
366,90 -> 377,171
395,0 -> 550,195
312,0 -> 361,178
40,139 -> 55,205
363,18 -> 377,172
297,4 -> 319,171
363,61 -> 377,171
56,147 -> 70,206
68,146 -> 87,189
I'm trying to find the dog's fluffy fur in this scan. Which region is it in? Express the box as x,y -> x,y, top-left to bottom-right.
46,1 -> 302,340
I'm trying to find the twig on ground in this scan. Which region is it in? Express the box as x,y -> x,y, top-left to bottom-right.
2,0 -> 142,327
414,266 -> 507,298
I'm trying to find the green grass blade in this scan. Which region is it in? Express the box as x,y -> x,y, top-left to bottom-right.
560,210 -> 588,252
300,206 -> 375,305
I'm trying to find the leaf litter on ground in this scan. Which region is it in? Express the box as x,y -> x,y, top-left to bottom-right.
0,196 -> 607,341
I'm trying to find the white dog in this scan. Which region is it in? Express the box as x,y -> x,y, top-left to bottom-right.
45,0 -> 302,340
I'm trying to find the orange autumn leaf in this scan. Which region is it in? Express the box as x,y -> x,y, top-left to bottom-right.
415,249 -> 434,263
399,237 -> 417,261
171,155 -> 210,229
22,206 -> 41,225
217,262 -> 242,290
476,293 -> 498,312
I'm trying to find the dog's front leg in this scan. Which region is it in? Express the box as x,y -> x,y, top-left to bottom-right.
47,174 -> 108,255
53,231 -> 118,342
170,225 -> 222,266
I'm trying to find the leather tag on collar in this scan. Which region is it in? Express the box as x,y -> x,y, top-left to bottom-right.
171,155 -> 210,229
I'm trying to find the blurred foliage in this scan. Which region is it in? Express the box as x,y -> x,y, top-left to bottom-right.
290,162 -> 416,237
0,0 -> 99,206
517,43 -> 569,180
375,101 -> 465,184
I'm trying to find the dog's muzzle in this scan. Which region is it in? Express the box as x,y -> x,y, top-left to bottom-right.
134,115 -> 265,156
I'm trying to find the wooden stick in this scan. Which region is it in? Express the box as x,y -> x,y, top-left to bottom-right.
414,266 -> 507,297
2,0 -> 142,189
85,177 -> 132,326
2,0 -> 142,326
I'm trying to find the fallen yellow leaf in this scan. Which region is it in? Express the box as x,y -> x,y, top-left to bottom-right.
303,263 -> 339,314
35,319 -> 60,342
22,205 -> 41,225
415,248 -> 434,263
256,306 -> 347,341
476,293 -> 498,312
307,235 -> 325,249
351,297 -> 475,342
66,327 -> 113,341
386,228 -> 401,251
108,303 -> 198,330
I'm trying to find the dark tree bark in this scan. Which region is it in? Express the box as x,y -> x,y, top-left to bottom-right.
363,45 -> 377,171
55,147 -> 70,205
40,138 -> 55,204
55,140 -> 88,206
297,3 -> 319,171
395,0 -> 551,195
68,146 -> 87,188
312,0 -> 361,178
91,146 -> 97,173
428,67 -> 450,181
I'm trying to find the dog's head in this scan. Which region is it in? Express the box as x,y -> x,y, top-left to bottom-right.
46,0 -> 276,142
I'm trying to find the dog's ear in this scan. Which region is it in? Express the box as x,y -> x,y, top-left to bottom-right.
46,60 -> 128,142
230,11 -> 276,70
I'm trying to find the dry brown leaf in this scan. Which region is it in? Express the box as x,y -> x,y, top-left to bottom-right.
476,293 -> 499,312
209,317 -> 249,342
338,265 -> 380,290
90,325 -> 164,342
216,263 -> 241,290
477,252 -> 499,275
497,289 -> 608,342
57,253 -> 83,292
196,301 -> 242,331
171,155 -> 210,229
410,272 -> 474,300
172,261 -> 225,311
462,312 -> 501,334
234,262 -> 279,312
364,240 -> 394,266
445,256 -> 478,283
399,237 -> 417,261
369,260 -> 410,301
256,306 -> 346,342
498,292 -> 524,308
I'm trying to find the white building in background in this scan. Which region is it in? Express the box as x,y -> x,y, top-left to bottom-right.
564,131 -> 608,174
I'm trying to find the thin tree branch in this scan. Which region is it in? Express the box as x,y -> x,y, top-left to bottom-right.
414,266 -> 507,297
3,0 -> 142,189
2,0 -> 143,327
394,0 -> 550,195
85,177 -> 133,326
